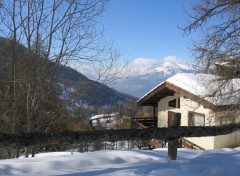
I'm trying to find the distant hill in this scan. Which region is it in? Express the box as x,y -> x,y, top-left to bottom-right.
55,64 -> 137,108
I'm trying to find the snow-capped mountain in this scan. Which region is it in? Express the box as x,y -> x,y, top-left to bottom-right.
115,59 -> 197,98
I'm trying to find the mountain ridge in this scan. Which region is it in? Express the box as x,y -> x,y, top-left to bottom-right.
114,59 -> 196,98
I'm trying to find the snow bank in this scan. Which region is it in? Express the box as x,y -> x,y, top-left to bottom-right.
0,148 -> 240,176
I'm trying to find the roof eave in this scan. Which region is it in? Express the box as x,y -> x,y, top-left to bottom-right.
137,81 -> 216,110
137,82 -> 167,106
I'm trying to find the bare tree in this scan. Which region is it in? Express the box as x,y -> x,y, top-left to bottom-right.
81,46 -> 129,86
182,0 -> 240,115
183,0 -> 240,75
0,0 -> 130,157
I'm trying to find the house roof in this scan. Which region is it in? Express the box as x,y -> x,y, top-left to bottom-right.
137,73 -> 240,109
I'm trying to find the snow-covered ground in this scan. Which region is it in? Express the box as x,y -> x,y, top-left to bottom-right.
0,147 -> 240,176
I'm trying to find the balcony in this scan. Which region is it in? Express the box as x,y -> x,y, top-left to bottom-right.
131,117 -> 158,128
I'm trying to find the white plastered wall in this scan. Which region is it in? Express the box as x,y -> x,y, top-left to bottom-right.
214,111 -> 240,148
157,93 -> 216,150
157,93 -> 213,127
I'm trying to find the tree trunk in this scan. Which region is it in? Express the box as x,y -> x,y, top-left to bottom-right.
31,147 -> 35,157
25,146 -> 30,158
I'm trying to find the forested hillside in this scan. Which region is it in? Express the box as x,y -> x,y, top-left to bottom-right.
0,37 -> 136,135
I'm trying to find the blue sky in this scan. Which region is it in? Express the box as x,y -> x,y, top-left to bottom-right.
101,0 -> 199,62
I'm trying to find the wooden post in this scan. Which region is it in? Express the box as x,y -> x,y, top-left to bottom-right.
168,113 -> 181,160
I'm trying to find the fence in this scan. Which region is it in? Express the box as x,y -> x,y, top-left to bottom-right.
0,113 -> 240,160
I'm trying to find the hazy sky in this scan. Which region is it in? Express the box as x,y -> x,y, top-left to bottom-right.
101,0 -> 199,62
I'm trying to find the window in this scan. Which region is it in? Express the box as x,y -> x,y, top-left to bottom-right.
168,98 -> 180,108
188,112 -> 205,126
168,99 -> 176,107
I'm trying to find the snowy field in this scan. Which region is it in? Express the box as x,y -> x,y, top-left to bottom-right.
0,147 -> 240,176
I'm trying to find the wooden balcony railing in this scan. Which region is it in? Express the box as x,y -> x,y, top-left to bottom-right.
131,117 -> 157,127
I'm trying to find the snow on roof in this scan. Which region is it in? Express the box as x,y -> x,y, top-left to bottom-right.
166,73 -> 216,97
90,113 -> 118,120
138,73 -> 240,106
